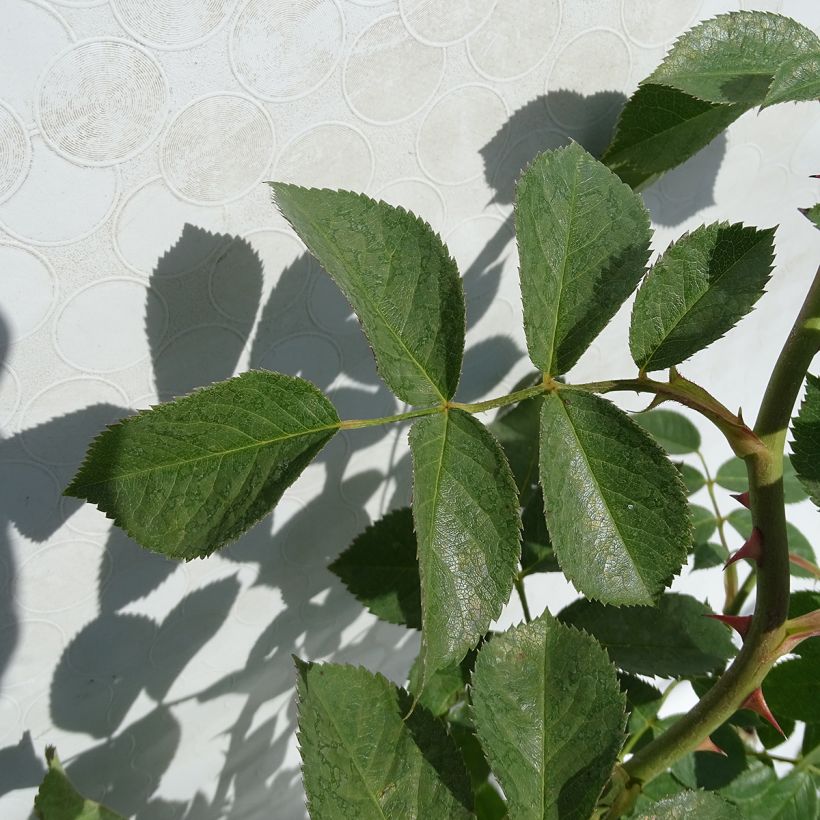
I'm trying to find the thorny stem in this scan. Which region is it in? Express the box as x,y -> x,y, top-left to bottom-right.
605,265 -> 820,817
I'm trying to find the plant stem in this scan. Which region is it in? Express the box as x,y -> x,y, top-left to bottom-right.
514,576 -> 532,623
340,404 -> 442,429
725,569 -> 756,616
450,381 -> 548,414
607,265 -> 820,817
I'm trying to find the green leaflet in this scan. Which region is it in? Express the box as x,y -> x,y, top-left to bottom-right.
35,747 -> 125,820
630,223 -> 775,372
558,594 -> 736,677
270,184 -> 464,405
791,373 -> 820,508
516,143 -> 651,376
676,462 -> 706,495
471,615 -> 626,820
800,203 -> 820,231
329,508 -> 421,629
539,389 -> 690,605
727,509 -> 816,578
763,52 -> 820,107
716,455 -> 805,504
65,371 -> 339,559
694,541 -> 729,570
602,84 -> 747,191
633,409 -> 701,455
763,656 -> 820,723
635,789 -> 742,819
295,660 -> 473,819
409,409 -> 521,686
720,762 -> 818,819
646,12 -> 820,105
691,504 -> 717,546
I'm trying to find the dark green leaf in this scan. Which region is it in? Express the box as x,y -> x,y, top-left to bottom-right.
763,52 -> 820,107
490,394 -> 542,505
472,614 -> 626,820
633,409 -> 701,454
631,773 -> 690,815
630,223 -> 775,372
671,723 -> 747,791
691,504 -> 717,546
516,143 -> 651,376
602,84 -> 747,190
520,489 -> 558,574
329,508 -> 421,629
800,203 -> 820,231
720,762 -> 818,819
270,184 -> 464,405
791,373 -> 820,507
716,455 -> 805,503
763,657 -> 820,723
407,649 -> 475,718
35,747 -> 125,820
636,789 -> 742,819
727,509 -> 816,578
646,12 -> 820,105
558,594 -> 736,677
65,371 -> 339,559
295,660 -> 473,819
620,674 -> 663,753
409,409 -> 521,685
539,388 -> 690,605
675,462 -> 706,495
694,541 -> 729,570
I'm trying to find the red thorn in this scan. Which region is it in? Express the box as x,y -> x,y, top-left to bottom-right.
705,613 -> 752,640
737,407 -> 745,424
724,528 -> 763,569
811,174 -> 820,179
730,491 -> 750,509
695,736 -> 727,756
741,688 -> 784,737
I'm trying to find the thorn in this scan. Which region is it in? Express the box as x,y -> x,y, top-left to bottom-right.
737,407 -> 745,424
741,688 -> 784,737
730,491 -> 750,509
705,613 -> 752,640
695,736 -> 727,756
724,528 -> 763,569
810,174 -> 820,179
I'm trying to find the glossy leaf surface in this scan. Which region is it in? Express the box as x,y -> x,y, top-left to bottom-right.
271,184 -> 464,405
630,223 -> 775,372
410,409 -> 520,685
472,615 -> 625,820
65,371 -> 339,559
516,143 -> 651,376
539,389 -> 690,605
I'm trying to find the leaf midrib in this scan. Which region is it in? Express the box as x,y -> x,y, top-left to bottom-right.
70,420 -> 340,490
641,228 -> 770,368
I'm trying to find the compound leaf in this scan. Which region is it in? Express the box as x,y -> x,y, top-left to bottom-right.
329,508 -> 421,629
646,12 -> 820,105
296,660 -> 473,819
633,409 -> 701,454
271,184 -> 464,405
539,389 -> 690,605
791,373 -> 820,507
409,409 -> 520,686
763,52 -> 820,107
65,371 -> 339,560
472,614 -> 625,820
602,84 -> 748,191
630,223 -> 775,372
635,789 -> 741,819
516,143 -> 651,376
558,594 -> 736,677
35,747 -> 125,820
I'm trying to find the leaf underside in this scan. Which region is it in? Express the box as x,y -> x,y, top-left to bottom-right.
410,409 -> 521,686
791,373 -> 820,508
65,371 -> 339,560
271,184 -> 465,405
630,222 -> 775,372
516,142 -> 651,376
471,614 -> 626,820
296,660 -> 473,819
558,594 -> 736,678
539,389 -> 690,605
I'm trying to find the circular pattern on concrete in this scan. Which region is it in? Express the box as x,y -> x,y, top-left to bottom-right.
0,364 -> 21,430
621,0 -> 701,48
55,278 -> 166,373
400,0 -> 496,46
275,122 -> 374,191
230,0 -> 345,101
468,0 -> 561,81
114,177 -> 228,277
0,243 -> 57,344
110,0 -> 237,49
417,84 -> 508,185
377,177 -> 446,230
0,102 -> 31,204
546,29 -> 631,129
344,15 -> 445,125
161,94 -> 275,205
0,620 -> 65,689
36,39 -> 167,165
0,136 -> 118,245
